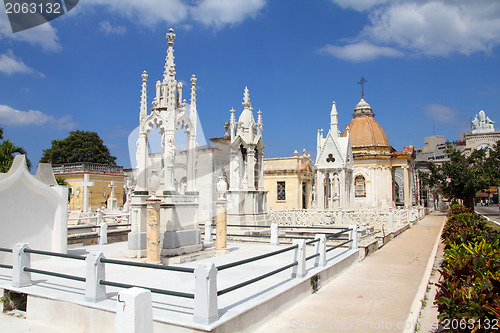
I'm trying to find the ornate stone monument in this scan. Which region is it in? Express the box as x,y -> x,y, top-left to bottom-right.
315,101 -> 354,210
128,28 -> 201,258
226,87 -> 268,225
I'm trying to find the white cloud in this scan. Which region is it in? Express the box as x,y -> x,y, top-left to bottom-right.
191,0 -> 266,28
331,0 -> 389,12
325,0 -> 500,60
0,50 -> 43,76
0,10 -> 61,52
0,105 -> 76,130
321,41 -> 403,62
83,0 -> 266,29
83,0 -> 189,26
99,21 -> 126,35
424,104 -> 459,124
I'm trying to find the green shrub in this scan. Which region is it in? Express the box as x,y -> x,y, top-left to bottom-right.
448,203 -> 471,217
441,212 -> 494,249
435,207 -> 500,331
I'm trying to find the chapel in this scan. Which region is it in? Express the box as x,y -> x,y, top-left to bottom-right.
340,97 -> 416,208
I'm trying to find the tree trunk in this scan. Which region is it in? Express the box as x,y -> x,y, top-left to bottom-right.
464,195 -> 475,211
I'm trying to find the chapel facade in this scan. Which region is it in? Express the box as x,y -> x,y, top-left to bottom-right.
339,97 -> 416,209
315,102 -> 354,210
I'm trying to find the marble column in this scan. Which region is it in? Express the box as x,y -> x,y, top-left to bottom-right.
403,166 -> 411,207
146,196 -> 161,264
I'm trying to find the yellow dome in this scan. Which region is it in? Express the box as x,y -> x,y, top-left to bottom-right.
341,98 -> 394,155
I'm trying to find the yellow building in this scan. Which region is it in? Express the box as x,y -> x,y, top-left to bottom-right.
53,163 -> 125,212
263,150 -> 314,210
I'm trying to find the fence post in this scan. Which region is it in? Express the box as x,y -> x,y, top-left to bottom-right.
337,211 -> 343,224
99,222 -> 108,245
85,252 -> 107,302
349,225 -> 358,250
204,221 -> 213,246
194,262 -> 218,324
387,211 -> 394,230
292,239 -> 306,278
270,223 -> 279,245
291,210 -> 297,225
12,243 -> 31,288
97,208 -> 103,224
314,234 -> 326,267
115,287 -> 153,333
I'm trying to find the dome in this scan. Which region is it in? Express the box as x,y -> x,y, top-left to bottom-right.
341,98 -> 393,155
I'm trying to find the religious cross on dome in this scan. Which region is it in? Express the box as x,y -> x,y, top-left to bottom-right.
358,76 -> 367,99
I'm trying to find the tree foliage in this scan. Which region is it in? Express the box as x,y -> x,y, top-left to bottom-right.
421,142 -> 500,209
40,130 -> 117,165
0,131 -> 31,173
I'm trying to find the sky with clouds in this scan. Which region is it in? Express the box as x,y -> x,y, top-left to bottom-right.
1,0 -> 500,170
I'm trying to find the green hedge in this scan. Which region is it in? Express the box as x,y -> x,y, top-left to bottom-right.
435,204 -> 500,331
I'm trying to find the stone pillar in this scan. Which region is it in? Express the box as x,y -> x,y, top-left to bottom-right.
146,196 -> 161,264
115,288 -> 153,333
85,252 -> 106,302
186,133 -> 197,193
247,148 -> 255,190
215,201 -> 228,253
194,263 -> 219,324
258,150 -> 264,190
314,234 -> 326,267
403,166 -> 411,207
270,223 -> 279,245
162,131 -> 176,194
12,243 -> 31,288
136,132 -> 148,191
316,172 -> 325,210
204,221 -> 214,246
99,222 -> 108,245
292,239 -> 306,278
349,225 -> 358,250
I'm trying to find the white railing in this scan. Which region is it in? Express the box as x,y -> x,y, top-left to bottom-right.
268,206 -> 426,230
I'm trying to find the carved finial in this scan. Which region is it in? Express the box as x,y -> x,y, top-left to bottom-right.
190,75 -> 197,106
303,148 -> 306,156
230,107 -> 236,123
142,70 -> 148,82
166,28 -> 176,47
257,109 -> 262,124
242,86 -> 251,108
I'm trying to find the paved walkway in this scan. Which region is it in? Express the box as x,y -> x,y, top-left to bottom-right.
254,212 -> 447,333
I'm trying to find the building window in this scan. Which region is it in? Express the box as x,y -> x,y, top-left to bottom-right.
354,175 -> 366,197
277,181 -> 286,201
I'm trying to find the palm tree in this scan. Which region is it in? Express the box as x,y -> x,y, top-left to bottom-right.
0,139 -> 31,173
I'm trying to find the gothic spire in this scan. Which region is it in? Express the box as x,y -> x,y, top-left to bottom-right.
163,28 -> 176,82
330,101 -> 339,138
139,71 -> 148,123
190,75 -> 198,136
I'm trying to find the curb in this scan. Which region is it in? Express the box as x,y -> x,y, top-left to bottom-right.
403,213 -> 446,333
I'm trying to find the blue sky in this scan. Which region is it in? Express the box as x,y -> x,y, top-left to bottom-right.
1,0 -> 500,170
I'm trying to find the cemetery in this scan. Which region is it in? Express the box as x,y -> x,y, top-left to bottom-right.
0,29 -> 429,332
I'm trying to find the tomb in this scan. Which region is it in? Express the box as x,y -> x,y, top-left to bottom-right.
0,155 -> 68,265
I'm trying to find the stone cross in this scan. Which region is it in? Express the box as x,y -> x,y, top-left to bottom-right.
108,181 -> 117,199
358,76 -> 367,99
79,174 -> 94,213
